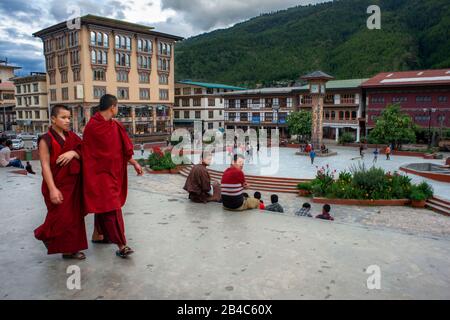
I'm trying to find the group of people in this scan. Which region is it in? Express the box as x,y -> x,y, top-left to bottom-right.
33,94 -> 143,260
359,144 -> 392,163
184,153 -> 335,220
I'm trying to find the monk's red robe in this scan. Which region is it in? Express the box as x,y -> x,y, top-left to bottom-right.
34,129 -> 88,254
82,112 -> 134,245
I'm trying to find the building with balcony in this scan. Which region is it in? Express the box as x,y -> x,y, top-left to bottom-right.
297,78 -> 368,142
362,69 -> 450,132
174,81 -> 245,132
33,15 -> 183,142
11,73 -> 49,134
222,87 -> 298,138
0,59 -> 21,132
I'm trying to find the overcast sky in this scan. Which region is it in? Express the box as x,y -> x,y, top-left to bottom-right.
0,0 -> 330,76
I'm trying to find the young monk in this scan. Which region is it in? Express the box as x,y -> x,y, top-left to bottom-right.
34,105 -> 88,260
82,94 -> 143,258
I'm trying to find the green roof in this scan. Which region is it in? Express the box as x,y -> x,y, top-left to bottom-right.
298,78 -> 369,90
177,80 -> 246,91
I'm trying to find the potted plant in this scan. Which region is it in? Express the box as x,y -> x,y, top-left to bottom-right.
297,182 -> 312,197
409,187 -> 427,208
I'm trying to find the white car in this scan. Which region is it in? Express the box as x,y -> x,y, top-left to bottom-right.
11,139 -> 24,150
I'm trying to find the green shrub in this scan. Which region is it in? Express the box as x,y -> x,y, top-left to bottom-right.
297,182 -> 313,191
409,186 -> 427,201
416,182 -> 433,199
338,132 -> 355,144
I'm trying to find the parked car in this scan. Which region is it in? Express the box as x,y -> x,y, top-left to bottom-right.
11,139 -> 24,150
32,138 -> 38,149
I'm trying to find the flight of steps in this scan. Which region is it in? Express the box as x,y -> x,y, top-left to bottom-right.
426,196 -> 450,216
179,165 -> 311,194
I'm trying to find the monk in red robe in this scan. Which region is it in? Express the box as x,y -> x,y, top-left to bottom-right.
82,94 -> 143,258
34,105 -> 88,260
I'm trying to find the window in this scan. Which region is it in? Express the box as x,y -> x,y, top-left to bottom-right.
91,50 -> 108,65
17,97 -> 22,106
159,73 -> 168,85
50,89 -> 56,101
18,111 -> 23,119
93,69 -> 106,81
174,111 -> 179,118
206,88 -> 214,94
208,123 -> 213,129
182,98 -> 190,107
16,85 -> 21,94
193,98 -> 201,106
324,94 -> 334,104
392,96 -> 407,103
57,53 -> 68,68
139,72 -> 150,83
73,69 -> 81,82
341,94 -> 355,104
117,71 -> 128,82
158,58 -> 170,71
184,111 -> 190,118
138,55 -> 151,69
34,96 -> 39,105
208,98 -> 215,106
175,88 -> 181,95
438,96 -> 448,103
287,97 -> 293,108
117,87 -> 129,100
414,115 -> 431,122
60,70 -> 68,83
35,111 -> 40,119
115,52 -> 130,67
56,35 -> 66,50
91,31 -> 108,47
62,87 -> 69,101
182,87 -> 191,95
70,50 -> 80,65
138,38 -> 152,53
339,111 -> 344,120
139,88 -> 150,100
49,72 -> 56,84
209,111 -> 214,119
68,31 -> 79,47
331,111 -> 336,120
93,86 -> 106,99
115,35 -> 131,50
158,42 -> 171,56
301,95 -> 312,104
352,111 -> 357,119
159,89 -> 169,100
195,111 -> 201,119
194,88 -> 202,95
46,55 -> 55,70
371,96 -> 385,104
33,83 -> 38,92
416,96 -> 432,103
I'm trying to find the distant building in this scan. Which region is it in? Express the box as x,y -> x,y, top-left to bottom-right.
11,72 -> 49,134
362,69 -> 450,131
0,59 -> 20,132
33,14 -> 183,142
174,80 -> 245,132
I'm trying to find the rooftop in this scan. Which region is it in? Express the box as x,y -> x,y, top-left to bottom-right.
362,69 -> 450,88
33,14 -> 183,41
177,80 -> 246,91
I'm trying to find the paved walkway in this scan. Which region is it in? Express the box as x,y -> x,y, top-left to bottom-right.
0,164 -> 449,299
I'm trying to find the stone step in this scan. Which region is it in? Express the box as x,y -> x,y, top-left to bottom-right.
425,202 -> 450,216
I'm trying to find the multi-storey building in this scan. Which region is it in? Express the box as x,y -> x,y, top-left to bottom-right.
0,59 -> 21,132
33,14 -> 183,142
222,87 -> 298,138
362,69 -> 450,132
174,81 -> 245,132
298,79 -> 368,142
12,72 -> 49,134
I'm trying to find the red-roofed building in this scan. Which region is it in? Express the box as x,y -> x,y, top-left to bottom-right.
362,69 -> 450,131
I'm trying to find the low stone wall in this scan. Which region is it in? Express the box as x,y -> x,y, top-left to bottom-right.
11,150 -> 40,161
313,197 -> 411,206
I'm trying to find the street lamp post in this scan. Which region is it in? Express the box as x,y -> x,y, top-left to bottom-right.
423,107 -> 436,149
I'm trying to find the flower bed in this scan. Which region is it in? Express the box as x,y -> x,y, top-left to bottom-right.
297,163 -> 434,207
139,147 -> 179,173
312,197 -> 410,206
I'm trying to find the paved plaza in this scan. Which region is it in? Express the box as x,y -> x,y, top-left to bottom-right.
1,146 -> 450,300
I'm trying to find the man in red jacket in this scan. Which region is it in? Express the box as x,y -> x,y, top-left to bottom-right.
82,94 -> 143,258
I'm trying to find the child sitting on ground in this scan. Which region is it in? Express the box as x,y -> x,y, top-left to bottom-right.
295,202 -> 312,217
265,194 -> 284,213
316,204 -> 334,221
253,192 -> 265,210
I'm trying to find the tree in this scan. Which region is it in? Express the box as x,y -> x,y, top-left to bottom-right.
368,104 -> 416,149
287,111 -> 312,141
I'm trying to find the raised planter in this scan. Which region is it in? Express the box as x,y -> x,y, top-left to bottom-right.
312,197 -> 411,206
411,200 -> 427,208
298,189 -> 311,197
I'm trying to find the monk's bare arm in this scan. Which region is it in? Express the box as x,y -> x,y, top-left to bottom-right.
128,158 -> 144,175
